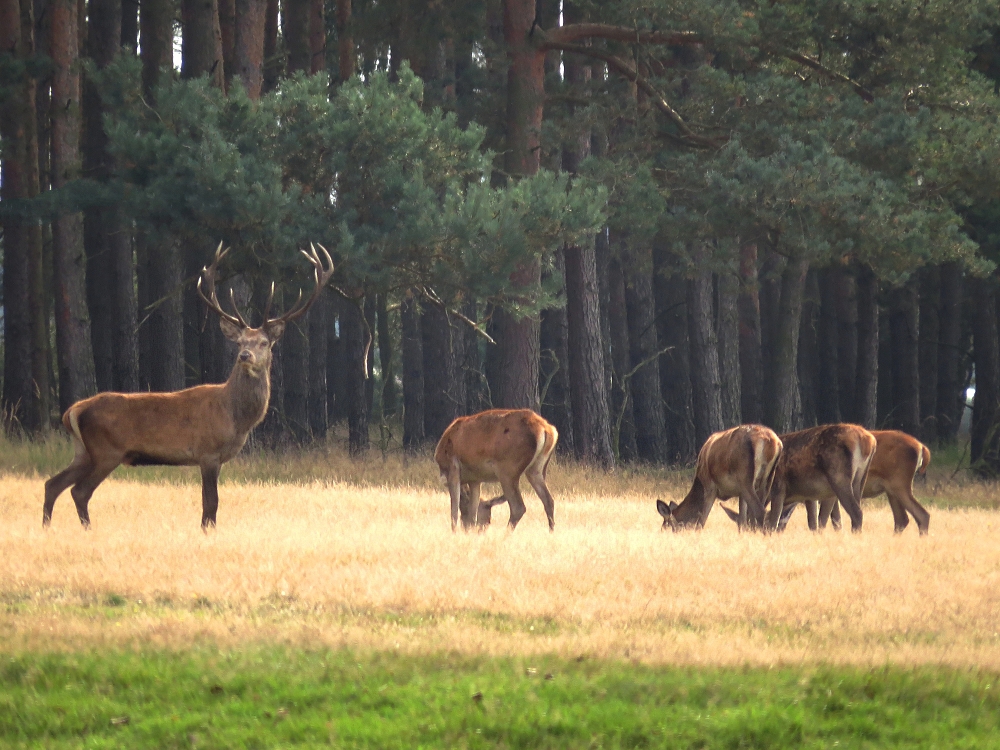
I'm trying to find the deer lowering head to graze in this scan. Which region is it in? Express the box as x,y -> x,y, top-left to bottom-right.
434,409 -> 558,531
43,242 -> 334,530
656,424 -> 782,531
766,430 -> 931,535
737,424 -> 876,533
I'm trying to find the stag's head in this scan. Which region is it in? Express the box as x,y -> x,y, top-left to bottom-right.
198,243 -> 334,376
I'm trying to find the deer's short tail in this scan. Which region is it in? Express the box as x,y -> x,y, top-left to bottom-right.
529,423 -> 559,477
917,443 -> 931,475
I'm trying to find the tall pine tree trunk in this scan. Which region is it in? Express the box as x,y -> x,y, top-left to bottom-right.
182,0 -> 225,86
764,255 -> 809,433
422,303 -> 460,441
918,265 -> 940,443
936,262 -> 964,442
834,269 -> 858,421
716,269 -> 741,428
401,293 -> 425,448
308,0 -> 324,73
797,270 -> 820,428
970,276 -> 1000,474
854,265 -> 879,428
654,250 -> 695,463
342,298 -> 369,454
737,241 -> 763,426
335,0 -> 353,80
51,0 -> 97,411
816,269 -> 841,423
540,251 -> 574,454
234,0 -> 267,97
308,295 -> 330,439
283,0 -> 309,74
377,294 -> 396,418
888,280 -> 920,436
687,256 -> 723,447
283,318 -> 310,441
608,256 -> 637,461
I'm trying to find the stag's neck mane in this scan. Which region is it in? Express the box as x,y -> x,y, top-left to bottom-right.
223,361 -> 272,434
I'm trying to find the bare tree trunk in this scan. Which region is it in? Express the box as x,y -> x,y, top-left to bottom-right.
121,0 -> 138,49
687,258 -> 724,447
147,240 -> 186,391
737,241 -> 763,425
654,250 -> 695,463
327,302 -> 347,423
182,0 -> 225,86
261,0 -> 279,92
918,265 -> 940,443
834,269 -> 858,421
377,293 -> 397,418
342,298 -> 369,453
335,0 -> 353,80
282,0 -> 309,74
462,299 -> 488,413
540,252 -> 574,454
970,276 -> 1000,474
219,0 -> 235,90
816,269 -> 841,423
308,0 -> 324,73
283,317 -> 310,441
422,302 -> 461,440
401,293 -> 425,448
234,0 -> 267,98
716,269 -> 741,428
307,294 -> 329,439
937,262 -> 964,442
764,255 -> 809,433
888,280 -> 920,436
608,256 -> 637,461
854,265 -> 879,428
52,0 -> 97,411
797,270 -> 820,428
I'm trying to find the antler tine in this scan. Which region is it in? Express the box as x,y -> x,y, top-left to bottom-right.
262,281 -> 275,323
227,288 -> 250,328
197,243 -> 246,328
265,242 -> 336,326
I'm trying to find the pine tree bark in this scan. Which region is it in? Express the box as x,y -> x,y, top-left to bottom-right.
51,0 -> 97,411
182,0 -> 224,86
653,250 -> 696,463
283,318 -> 310,441
623,249 -> 667,462
888,280 -> 920,436
608,256 -> 637,461
854,265 -> 879,428
283,0 -> 309,74
234,0 -> 267,98
308,294 -> 329,439
737,241 -> 763,426
140,0 -> 173,95
364,294 -> 376,416
377,293 -> 397,418
495,0 -> 544,411
401,293 -> 425,448
462,299 -> 487,413
219,0 -> 235,90
121,0 -> 138,49
1,0 -> 38,430
918,265 -> 940,442
687,256 -> 724,447
969,276 -> 1000,474
716,269 -> 742,428
146,240 -> 186,391
816,269 -> 841,423
342,298 -> 369,453
540,252 -> 574,454
422,302 -> 462,441
335,0 -> 353,80
327,300 -> 348,423
308,0 -> 324,73
763,255 -> 809,433
936,262 -> 964,442
797,270 -> 820,428
834,269 -> 858,421
262,0 -> 279,92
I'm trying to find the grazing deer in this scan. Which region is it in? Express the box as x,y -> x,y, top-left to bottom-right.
720,424 -> 876,532
655,424 -> 782,531
434,409 -> 558,531
43,242 -> 334,530
765,430 -> 931,535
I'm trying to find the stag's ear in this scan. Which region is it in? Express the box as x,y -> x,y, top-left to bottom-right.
263,320 -> 286,343
219,317 -> 243,342
656,499 -> 671,520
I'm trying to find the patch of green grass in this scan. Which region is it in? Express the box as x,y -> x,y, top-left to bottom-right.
1,647 -> 998,748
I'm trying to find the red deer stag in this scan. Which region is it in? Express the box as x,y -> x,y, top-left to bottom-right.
656,424 -> 782,531
765,430 -> 931,535
434,409 -> 558,531
43,242 -> 334,530
735,424 -> 876,532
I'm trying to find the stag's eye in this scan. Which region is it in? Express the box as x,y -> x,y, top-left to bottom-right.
258,341 -> 268,348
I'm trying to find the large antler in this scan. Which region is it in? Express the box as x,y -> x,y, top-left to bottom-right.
197,242 -> 250,329
263,243 -> 335,328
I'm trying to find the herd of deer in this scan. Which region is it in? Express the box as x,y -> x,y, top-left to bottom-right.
41,245 -> 932,537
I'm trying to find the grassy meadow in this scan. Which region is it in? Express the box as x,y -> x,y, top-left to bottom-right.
2,431 -> 1000,746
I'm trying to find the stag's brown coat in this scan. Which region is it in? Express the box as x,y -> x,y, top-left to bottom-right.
434,409 -> 558,531
43,243 -> 333,530
773,429 -> 931,535
656,424 -> 782,530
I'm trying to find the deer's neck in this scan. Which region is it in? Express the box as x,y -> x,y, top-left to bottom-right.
224,362 -> 272,435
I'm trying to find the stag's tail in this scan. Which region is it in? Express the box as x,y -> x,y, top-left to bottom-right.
917,443 -> 931,476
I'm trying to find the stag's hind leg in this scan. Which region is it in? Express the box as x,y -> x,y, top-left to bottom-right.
68,458 -> 121,529
501,477 -> 528,530
43,451 -> 94,527
525,468 -> 555,531
826,473 -> 864,532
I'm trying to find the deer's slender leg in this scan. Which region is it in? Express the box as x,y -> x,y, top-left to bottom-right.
447,458 -> 462,532
43,454 -> 94,526
525,468 -> 555,531
826,473 -> 863,532
806,500 -> 819,531
828,501 -> 842,530
776,501 -> 796,532
895,489 -> 930,535
69,460 -> 120,529
200,463 -> 221,530
817,498 -> 837,530
502,477 -> 527,529
882,491 -> 911,533
460,482 -> 482,530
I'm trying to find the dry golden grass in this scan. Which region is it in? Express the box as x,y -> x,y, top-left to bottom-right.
3,457 -> 1000,669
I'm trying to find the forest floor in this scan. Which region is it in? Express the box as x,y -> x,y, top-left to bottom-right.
2,433 -> 999,746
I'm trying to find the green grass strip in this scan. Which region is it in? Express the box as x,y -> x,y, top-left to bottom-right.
1,647 -> 998,748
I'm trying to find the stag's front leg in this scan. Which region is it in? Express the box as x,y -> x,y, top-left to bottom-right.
201,463 -> 221,530
447,458 -> 463,532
